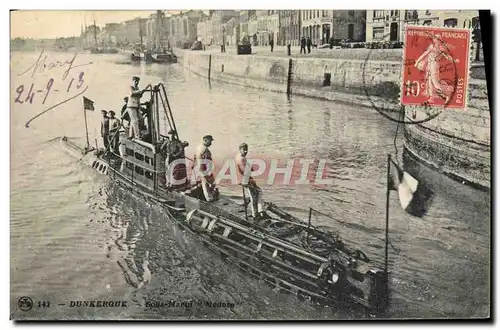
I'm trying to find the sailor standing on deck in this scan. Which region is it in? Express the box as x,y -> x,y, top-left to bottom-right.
121,97 -> 131,137
100,110 -> 109,152
235,143 -> 265,219
108,111 -> 121,155
194,135 -> 218,202
126,76 -> 146,140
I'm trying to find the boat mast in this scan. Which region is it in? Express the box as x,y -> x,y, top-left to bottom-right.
84,17 -> 88,49
93,19 -> 98,47
139,18 -> 143,49
156,10 -> 162,49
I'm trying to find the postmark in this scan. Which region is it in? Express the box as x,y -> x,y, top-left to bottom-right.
401,25 -> 471,110
361,33 -> 441,126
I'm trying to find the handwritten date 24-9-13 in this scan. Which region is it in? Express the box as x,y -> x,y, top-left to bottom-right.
15,72 -> 85,105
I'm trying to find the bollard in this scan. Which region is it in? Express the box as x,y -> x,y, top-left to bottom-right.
208,54 -> 212,82
286,58 -> 293,97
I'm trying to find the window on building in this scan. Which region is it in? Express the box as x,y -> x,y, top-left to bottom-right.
126,148 -> 134,157
423,20 -> 432,26
349,10 -> 355,18
373,27 -> 384,40
463,19 -> 471,28
405,10 -> 418,20
135,166 -> 144,176
444,18 -> 458,27
135,152 -> 144,161
317,10 -> 320,18
183,20 -> 188,35
125,161 -> 134,171
395,10 -> 399,16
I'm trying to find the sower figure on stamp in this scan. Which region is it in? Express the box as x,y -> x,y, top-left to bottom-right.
414,34 -> 460,104
100,110 -> 109,153
126,76 -> 146,140
235,143 -> 267,220
193,135 -> 219,202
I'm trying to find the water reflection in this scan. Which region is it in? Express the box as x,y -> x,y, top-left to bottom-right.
106,185 -> 152,290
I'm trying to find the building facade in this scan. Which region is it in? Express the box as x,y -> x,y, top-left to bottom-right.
253,10 -> 279,46
331,10 -> 366,41
301,10 -> 365,45
278,10 -> 301,46
365,10 -> 480,42
222,17 -> 240,45
166,10 -> 206,47
301,10 -> 333,45
248,12 -> 259,45
210,10 -> 240,46
239,10 -> 256,41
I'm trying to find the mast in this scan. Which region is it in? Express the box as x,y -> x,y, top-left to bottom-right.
156,10 -> 162,49
93,20 -> 98,47
139,18 -> 143,49
84,17 -> 88,49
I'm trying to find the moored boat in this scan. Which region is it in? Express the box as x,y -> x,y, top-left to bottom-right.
61,83 -> 389,314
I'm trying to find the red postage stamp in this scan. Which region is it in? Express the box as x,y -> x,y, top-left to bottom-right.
401,25 -> 472,109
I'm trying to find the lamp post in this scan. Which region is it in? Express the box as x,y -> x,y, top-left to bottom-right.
222,25 -> 226,52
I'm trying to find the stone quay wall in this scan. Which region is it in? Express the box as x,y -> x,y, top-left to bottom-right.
175,49 -> 490,190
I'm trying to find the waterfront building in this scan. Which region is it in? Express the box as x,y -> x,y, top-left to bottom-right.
301,10 -> 366,45
278,10 -> 301,46
365,10 -> 480,42
166,10 -> 206,48
210,10 -> 240,46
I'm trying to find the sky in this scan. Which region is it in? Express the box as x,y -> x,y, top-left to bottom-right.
10,10 -> 185,39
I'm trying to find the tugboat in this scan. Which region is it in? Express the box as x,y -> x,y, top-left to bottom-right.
61,83 -> 389,314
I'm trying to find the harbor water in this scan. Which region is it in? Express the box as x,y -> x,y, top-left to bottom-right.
10,51 -> 490,320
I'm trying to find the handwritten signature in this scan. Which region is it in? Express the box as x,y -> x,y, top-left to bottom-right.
17,48 -> 93,80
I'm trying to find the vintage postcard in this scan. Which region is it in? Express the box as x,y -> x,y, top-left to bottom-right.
10,9 -> 491,321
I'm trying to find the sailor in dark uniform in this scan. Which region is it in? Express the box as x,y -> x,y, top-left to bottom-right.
121,97 -> 130,135
100,110 -> 109,152
108,110 -> 121,155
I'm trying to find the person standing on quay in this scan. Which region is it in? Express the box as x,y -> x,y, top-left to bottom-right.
300,36 -> 306,54
306,37 -> 312,54
269,37 -> 274,52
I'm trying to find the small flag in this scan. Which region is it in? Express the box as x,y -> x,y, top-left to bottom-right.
83,96 -> 95,111
388,157 -> 434,217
